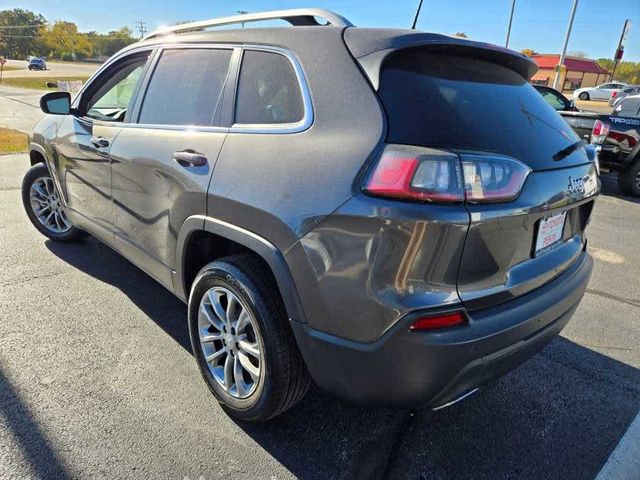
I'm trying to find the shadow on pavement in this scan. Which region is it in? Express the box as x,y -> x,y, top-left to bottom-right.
44,239 -> 640,480
0,367 -> 71,479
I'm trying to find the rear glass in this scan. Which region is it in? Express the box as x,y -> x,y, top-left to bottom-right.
379,51 -> 584,170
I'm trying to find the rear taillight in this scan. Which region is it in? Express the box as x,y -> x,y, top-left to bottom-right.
409,311 -> 467,331
364,144 -> 531,204
592,120 -> 610,144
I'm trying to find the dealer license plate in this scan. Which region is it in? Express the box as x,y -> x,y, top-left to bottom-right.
535,211 -> 567,256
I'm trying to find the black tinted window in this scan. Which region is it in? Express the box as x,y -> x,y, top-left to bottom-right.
235,50 -> 304,124
139,49 -> 232,126
379,51 -> 581,170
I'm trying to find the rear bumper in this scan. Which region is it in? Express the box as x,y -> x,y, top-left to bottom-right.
292,251 -> 593,409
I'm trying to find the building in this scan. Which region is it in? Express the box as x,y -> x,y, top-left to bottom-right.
530,54 -> 611,91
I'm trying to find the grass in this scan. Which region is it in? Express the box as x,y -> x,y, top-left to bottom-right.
0,76 -> 89,90
0,65 -> 24,72
0,128 -> 28,154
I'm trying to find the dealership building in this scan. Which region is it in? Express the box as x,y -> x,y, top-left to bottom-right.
530,54 -> 611,91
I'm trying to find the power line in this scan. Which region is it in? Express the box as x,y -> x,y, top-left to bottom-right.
0,24 -> 47,29
0,34 -> 135,40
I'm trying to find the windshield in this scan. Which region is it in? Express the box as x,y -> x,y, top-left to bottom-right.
379,50 -> 587,170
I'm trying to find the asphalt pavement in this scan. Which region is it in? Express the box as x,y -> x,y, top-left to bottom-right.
0,154 -> 639,479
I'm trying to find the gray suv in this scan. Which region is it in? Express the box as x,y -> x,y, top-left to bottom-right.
22,9 -> 599,421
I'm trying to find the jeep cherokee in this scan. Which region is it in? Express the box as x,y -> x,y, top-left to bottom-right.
22,9 -> 599,421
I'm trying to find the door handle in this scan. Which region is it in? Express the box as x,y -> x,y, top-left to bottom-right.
172,150 -> 208,167
90,136 -> 109,148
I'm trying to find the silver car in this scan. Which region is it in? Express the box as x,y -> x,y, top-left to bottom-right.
609,85 -> 640,107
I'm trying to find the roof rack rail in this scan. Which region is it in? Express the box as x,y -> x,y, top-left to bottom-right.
143,8 -> 353,40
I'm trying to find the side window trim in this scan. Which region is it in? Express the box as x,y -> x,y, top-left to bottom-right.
74,47 -> 155,124
229,46 -> 314,134
127,48 -> 161,125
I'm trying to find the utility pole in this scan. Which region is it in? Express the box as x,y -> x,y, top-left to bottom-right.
136,20 -> 147,38
552,0 -> 579,91
237,10 -> 248,28
411,0 -> 424,30
505,0 -> 516,48
611,19 -> 631,80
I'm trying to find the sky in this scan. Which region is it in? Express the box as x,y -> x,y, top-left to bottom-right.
6,0 -> 640,62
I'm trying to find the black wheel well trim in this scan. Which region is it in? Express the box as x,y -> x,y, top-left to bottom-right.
173,215 -> 308,324
29,143 -> 48,166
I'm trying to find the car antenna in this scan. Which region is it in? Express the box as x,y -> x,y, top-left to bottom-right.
411,0 -> 424,29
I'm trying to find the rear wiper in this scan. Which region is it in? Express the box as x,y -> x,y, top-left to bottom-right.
553,139 -> 587,162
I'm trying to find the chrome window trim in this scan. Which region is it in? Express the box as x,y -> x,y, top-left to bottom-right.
229,45 -> 313,134
75,43 -> 313,135
71,45 -> 156,110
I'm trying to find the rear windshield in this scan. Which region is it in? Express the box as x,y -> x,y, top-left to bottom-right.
379,51 -> 584,170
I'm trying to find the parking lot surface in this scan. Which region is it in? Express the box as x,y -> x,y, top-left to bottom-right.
0,154 -> 638,479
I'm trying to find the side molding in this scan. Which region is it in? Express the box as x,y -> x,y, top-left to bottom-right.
173,215 -> 307,324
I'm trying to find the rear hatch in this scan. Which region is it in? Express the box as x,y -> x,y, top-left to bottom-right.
349,35 -> 599,310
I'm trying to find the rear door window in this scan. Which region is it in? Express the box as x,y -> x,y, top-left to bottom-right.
378,50 -> 586,170
234,50 -> 304,125
138,48 -> 232,126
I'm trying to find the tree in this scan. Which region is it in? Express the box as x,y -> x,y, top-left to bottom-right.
0,9 -> 46,59
89,27 -> 136,58
521,49 -> 537,57
454,32 -> 468,38
39,21 -> 92,60
614,62 -> 640,84
596,58 -> 615,72
568,50 -> 587,58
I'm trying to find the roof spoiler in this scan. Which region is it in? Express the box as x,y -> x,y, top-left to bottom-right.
344,29 -> 538,90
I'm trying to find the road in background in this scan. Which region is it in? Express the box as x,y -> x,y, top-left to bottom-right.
0,84 -> 44,132
0,154 -> 638,479
574,98 -> 615,114
1,59 -> 98,79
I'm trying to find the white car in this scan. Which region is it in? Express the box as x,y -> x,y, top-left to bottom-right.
573,82 -> 628,101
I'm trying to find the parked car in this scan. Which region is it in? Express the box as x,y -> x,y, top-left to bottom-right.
28,57 -> 47,71
572,82 -> 627,101
22,9 -> 599,421
609,85 -> 640,107
533,85 -> 578,111
560,95 -> 640,196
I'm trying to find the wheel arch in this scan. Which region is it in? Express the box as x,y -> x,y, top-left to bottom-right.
174,215 -> 307,324
29,143 -> 48,166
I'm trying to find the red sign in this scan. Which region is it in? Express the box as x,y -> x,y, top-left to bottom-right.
0,58 -> 6,66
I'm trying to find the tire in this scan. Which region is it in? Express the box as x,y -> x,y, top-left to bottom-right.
578,92 -> 590,101
21,163 -> 86,242
188,254 -> 310,421
617,160 -> 640,197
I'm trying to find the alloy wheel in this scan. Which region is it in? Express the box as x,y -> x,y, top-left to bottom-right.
198,286 -> 263,399
29,176 -> 72,233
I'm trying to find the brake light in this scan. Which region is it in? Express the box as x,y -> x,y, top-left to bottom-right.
364,144 -> 531,204
592,120 -> 610,144
409,311 -> 467,331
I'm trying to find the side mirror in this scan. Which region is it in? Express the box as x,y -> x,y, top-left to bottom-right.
40,91 -> 71,115
568,99 -> 577,111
